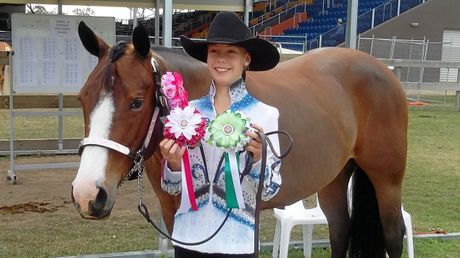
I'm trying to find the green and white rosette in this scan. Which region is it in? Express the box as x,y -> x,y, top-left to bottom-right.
208,110 -> 251,209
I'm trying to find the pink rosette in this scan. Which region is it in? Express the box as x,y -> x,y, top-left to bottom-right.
162,84 -> 176,99
161,71 -> 188,109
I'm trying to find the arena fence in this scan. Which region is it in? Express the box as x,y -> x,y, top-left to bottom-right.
359,36 -> 460,106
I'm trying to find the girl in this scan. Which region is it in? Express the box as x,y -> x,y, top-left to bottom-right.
159,11 -> 281,258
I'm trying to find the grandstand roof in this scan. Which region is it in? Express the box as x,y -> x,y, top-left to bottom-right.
1,0 -> 247,11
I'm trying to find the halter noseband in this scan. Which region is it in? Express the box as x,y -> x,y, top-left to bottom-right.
78,57 -> 166,164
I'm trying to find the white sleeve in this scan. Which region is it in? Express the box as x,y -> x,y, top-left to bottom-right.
161,160 -> 182,195
247,107 -> 282,201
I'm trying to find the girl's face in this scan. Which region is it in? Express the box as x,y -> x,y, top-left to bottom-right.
207,44 -> 250,87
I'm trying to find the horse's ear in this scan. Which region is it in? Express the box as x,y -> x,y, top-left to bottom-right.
132,23 -> 151,58
78,21 -> 108,58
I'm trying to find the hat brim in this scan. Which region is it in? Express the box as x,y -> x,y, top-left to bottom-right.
180,36 -> 280,71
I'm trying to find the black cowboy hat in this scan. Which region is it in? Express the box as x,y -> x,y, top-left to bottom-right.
180,12 -> 280,71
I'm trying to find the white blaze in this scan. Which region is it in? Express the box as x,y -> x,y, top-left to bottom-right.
73,94 -> 115,196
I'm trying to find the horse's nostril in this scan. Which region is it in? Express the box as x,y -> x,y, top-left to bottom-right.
90,186 -> 108,212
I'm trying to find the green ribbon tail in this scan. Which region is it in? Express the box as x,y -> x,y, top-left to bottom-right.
224,152 -> 238,208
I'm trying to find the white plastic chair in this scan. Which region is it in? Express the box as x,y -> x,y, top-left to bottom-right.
272,195 -> 327,258
402,207 -> 414,258
272,194 -> 414,258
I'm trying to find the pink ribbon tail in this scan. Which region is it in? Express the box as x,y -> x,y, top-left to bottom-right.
183,149 -> 198,211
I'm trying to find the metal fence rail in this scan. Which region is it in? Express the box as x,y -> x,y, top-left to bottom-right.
361,37 -> 460,99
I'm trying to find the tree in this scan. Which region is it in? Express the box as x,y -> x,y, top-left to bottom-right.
26,4 -> 56,14
72,7 -> 95,16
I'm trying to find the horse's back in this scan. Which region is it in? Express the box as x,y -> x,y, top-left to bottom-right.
246,47 -> 407,207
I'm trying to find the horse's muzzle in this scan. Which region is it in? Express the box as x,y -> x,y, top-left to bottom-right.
71,184 -> 113,219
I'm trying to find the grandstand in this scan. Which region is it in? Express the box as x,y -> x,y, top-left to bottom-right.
0,0 -> 451,53
125,0 -> 428,52
258,0 -> 427,51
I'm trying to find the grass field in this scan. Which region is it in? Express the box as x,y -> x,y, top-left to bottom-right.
0,104 -> 459,257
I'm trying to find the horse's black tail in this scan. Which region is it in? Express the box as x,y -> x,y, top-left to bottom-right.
349,166 -> 385,258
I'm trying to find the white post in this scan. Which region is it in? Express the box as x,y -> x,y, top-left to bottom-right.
245,0 -> 253,26
370,34 -> 375,56
357,34 -> 361,50
456,91 -> 460,109
7,50 -> 16,182
158,215 -> 169,254
390,36 -> 396,59
58,93 -> 64,151
163,0 -> 172,48
371,8 -> 375,28
397,0 -> 401,15
345,0 -> 358,49
133,8 -> 138,28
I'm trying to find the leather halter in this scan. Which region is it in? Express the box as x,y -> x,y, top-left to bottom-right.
78,57 -> 166,162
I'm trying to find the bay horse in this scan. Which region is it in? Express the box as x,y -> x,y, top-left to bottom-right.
0,41 -> 11,95
71,22 -> 407,258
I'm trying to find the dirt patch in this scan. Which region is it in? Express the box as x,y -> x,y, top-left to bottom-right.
0,201 -> 60,214
0,155 -> 156,210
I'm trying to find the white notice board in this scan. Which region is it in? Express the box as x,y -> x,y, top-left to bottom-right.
12,14 -> 115,94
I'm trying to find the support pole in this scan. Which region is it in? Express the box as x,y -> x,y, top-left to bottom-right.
58,93 -> 64,151
345,0 -> 358,49
158,215 -> 169,254
244,0 -> 253,26
456,91 -> 460,110
163,0 -> 172,48
7,50 -> 16,183
133,8 -> 138,29
155,0 -> 161,45
58,0 -> 63,15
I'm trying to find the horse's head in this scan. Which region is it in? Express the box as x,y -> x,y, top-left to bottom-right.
71,22 -> 164,219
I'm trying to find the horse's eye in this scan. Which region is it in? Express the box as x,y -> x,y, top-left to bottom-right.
129,99 -> 144,111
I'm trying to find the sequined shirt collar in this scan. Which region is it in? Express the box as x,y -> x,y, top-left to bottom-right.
208,78 -> 247,105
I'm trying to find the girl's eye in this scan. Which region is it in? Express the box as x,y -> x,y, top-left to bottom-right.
129,98 -> 144,111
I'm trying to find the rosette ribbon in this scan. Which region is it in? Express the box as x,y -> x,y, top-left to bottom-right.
208,111 -> 251,209
162,72 -> 206,213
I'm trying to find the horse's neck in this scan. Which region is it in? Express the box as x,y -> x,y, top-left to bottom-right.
152,47 -> 211,100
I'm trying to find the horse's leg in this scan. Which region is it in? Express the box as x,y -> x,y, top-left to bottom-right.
353,116 -> 407,257
318,160 -> 354,258
372,178 -> 405,258
144,153 -> 179,234
350,162 -> 405,258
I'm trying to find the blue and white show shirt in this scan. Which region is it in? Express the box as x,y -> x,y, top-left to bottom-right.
162,78 -> 282,254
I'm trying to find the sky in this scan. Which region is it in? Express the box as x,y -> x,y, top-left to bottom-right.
34,4 -> 155,20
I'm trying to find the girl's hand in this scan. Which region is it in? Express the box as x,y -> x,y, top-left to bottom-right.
159,138 -> 186,171
245,123 -> 263,162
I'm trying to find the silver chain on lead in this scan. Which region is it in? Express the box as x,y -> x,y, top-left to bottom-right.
118,149 -> 145,188
137,162 -> 145,207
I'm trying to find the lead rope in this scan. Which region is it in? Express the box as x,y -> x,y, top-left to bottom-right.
136,155 -> 247,246
253,130 -> 293,258
136,130 -> 293,253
